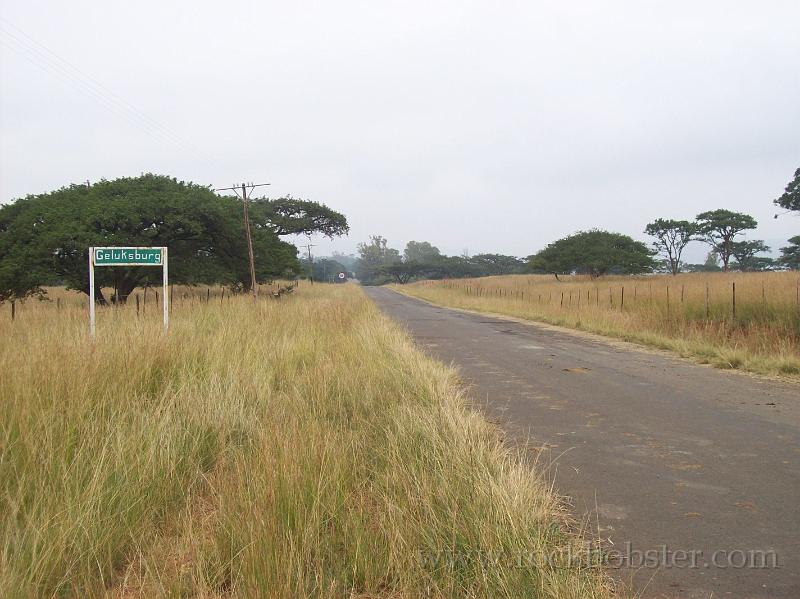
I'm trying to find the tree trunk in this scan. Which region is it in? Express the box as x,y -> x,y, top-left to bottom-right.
92,285 -> 107,305
115,272 -> 147,304
116,281 -> 136,304
722,239 -> 732,272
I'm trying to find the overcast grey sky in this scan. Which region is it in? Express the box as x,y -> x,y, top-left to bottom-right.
1,1 -> 798,262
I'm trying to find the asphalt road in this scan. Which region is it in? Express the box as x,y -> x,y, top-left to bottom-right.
365,287 -> 800,599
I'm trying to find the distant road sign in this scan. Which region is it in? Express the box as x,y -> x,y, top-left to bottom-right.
93,247 -> 163,266
338,272 -> 346,279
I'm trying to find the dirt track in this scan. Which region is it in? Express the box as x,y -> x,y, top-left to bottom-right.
366,287 -> 800,599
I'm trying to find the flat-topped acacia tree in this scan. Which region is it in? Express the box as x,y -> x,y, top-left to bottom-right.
527,229 -> 655,279
695,209 -> 757,272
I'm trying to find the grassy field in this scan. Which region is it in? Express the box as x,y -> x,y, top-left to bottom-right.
396,272 -> 800,378
0,284 -> 614,598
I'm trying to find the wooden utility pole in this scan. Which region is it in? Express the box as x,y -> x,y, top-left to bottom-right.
214,182 -> 270,302
241,183 -> 258,301
301,242 -> 316,285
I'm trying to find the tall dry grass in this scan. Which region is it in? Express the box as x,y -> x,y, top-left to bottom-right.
397,271 -> 800,378
0,284 -> 614,598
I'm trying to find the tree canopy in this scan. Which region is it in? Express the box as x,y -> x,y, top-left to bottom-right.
730,240 -> 771,271
469,253 -> 526,276
644,219 -> 698,275
0,174 -> 348,303
780,236 -> 800,270
695,209 -> 757,272
355,236 -> 401,284
528,230 -> 655,278
249,196 -> 349,238
403,241 -> 441,263
774,167 -> 800,212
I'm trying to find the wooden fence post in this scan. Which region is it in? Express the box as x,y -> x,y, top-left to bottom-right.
10,300 -> 15,321
621,286 -> 625,310
136,294 -> 140,317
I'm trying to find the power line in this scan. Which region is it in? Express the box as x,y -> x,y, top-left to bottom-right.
0,17 -> 216,165
0,36 -> 182,152
0,18 -> 210,159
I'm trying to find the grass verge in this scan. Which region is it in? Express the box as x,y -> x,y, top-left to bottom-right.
1,284 -> 614,598
394,273 -> 800,379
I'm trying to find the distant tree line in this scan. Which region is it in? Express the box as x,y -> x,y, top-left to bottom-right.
355,166 -> 799,284
354,236 -> 527,285
3,167 -> 797,297
0,174 -> 349,303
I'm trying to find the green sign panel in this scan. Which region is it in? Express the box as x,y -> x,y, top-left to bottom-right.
93,247 -> 163,266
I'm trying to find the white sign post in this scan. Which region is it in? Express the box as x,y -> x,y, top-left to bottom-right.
89,246 -> 169,336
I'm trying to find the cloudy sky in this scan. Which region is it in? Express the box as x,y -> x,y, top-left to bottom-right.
1,1 -> 798,262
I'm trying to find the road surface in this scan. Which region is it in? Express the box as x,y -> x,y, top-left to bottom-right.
365,287 -> 800,599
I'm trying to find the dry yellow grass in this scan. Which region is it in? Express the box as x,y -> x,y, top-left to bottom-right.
0,283 -> 615,598
396,271 -> 800,378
